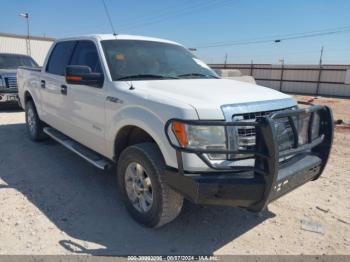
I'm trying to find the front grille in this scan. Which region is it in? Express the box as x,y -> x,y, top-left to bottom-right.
5,77 -> 17,89
230,108 -> 293,157
232,109 -> 284,148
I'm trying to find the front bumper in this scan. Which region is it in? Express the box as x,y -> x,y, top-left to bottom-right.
0,92 -> 18,103
164,105 -> 333,211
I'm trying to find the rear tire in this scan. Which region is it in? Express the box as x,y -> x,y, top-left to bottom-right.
25,100 -> 47,141
117,142 -> 183,228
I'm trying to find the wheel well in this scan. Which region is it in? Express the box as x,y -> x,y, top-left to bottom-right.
114,126 -> 157,161
24,91 -> 33,105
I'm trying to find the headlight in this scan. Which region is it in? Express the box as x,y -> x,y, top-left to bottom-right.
293,111 -> 320,145
171,121 -> 227,160
275,111 -> 321,152
296,112 -> 310,145
274,117 -> 295,151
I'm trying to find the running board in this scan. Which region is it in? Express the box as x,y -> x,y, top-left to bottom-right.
43,127 -> 111,170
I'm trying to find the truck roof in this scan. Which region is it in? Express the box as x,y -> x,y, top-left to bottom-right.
55,34 -> 183,46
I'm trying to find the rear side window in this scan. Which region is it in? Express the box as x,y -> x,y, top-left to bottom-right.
70,41 -> 102,73
46,41 -> 76,75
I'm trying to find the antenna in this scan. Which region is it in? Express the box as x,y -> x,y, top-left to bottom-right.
102,0 -> 117,36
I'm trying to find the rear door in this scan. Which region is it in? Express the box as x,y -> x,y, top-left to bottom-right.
41,40 -> 77,134
64,40 -> 107,155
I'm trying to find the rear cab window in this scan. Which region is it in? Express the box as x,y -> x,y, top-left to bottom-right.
46,41 -> 77,76
46,40 -> 102,76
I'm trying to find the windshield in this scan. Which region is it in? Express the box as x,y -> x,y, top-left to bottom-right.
101,40 -> 218,81
0,54 -> 38,69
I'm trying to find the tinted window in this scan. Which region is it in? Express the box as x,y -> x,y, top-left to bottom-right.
0,54 -> 38,69
70,41 -> 102,73
46,41 -> 76,75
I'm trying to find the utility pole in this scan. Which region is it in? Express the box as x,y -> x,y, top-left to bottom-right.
19,12 -> 31,56
319,46 -> 324,66
250,59 -> 254,76
316,46 -> 324,95
224,53 -> 228,68
279,58 -> 285,91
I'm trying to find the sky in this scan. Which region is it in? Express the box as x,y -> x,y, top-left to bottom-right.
1,0 -> 350,64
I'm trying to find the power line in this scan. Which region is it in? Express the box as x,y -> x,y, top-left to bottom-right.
118,0 -> 234,31
201,48 -> 350,60
200,46 -> 350,64
276,28 -> 350,42
194,26 -> 350,46
193,26 -> 350,48
102,0 -> 117,35
115,1 -> 201,29
119,0 -> 232,30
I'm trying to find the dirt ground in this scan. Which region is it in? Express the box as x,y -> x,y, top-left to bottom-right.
0,97 -> 349,255
295,95 -> 350,122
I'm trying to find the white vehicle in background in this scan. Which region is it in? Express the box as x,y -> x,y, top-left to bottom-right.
17,34 -> 333,227
214,68 -> 256,84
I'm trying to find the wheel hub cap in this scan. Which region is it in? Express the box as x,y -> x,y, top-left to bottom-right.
27,108 -> 35,133
125,162 -> 153,213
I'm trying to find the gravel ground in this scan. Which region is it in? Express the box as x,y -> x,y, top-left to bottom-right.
0,101 -> 349,255
295,95 -> 350,122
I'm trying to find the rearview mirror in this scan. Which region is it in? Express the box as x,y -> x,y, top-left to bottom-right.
65,65 -> 104,88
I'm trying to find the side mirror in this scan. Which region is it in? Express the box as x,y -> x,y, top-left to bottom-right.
65,65 -> 104,88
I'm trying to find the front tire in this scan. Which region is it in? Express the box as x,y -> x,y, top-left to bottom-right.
117,143 -> 183,228
25,100 -> 47,141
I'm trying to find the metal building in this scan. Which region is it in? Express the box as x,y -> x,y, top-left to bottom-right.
0,32 -> 54,66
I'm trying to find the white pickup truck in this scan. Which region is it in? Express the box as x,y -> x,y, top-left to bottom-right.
17,34 -> 333,228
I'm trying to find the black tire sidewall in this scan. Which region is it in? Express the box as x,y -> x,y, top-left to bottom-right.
25,100 -> 46,141
25,101 -> 41,140
117,145 -> 164,227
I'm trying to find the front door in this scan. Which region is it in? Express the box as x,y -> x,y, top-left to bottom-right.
64,40 -> 107,155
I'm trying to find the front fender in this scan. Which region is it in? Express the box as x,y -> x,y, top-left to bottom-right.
106,106 -> 179,168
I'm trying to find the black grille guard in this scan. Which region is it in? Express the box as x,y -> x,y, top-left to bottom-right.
165,105 -> 333,210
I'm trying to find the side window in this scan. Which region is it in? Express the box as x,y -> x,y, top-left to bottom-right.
46,41 -> 76,75
69,41 -> 102,73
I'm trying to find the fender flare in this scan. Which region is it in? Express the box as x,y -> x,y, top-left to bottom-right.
107,106 -> 178,168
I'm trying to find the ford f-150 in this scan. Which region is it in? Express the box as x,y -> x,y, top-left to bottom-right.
17,34 -> 333,227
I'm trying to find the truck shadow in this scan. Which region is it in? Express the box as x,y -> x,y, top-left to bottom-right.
0,104 -> 23,112
0,122 -> 274,255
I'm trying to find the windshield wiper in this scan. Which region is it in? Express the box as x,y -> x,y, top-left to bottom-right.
116,74 -> 179,80
177,73 -> 219,79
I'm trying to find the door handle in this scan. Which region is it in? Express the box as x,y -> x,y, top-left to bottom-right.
41,80 -> 46,89
60,85 -> 67,95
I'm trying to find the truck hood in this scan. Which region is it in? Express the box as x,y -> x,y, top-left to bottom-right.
132,78 -> 296,119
